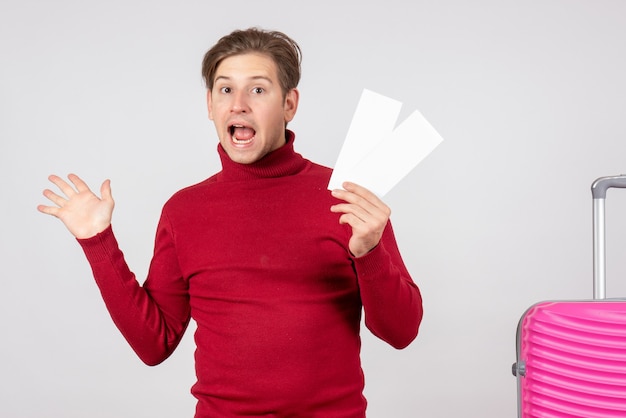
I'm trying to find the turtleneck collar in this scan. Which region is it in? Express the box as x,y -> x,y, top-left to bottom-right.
216,130 -> 309,181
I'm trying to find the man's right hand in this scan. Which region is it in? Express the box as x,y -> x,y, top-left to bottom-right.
38,174 -> 115,239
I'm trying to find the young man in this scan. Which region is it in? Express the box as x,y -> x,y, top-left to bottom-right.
38,28 -> 423,418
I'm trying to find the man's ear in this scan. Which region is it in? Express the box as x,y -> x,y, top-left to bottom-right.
206,89 -> 213,120
284,88 -> 299,123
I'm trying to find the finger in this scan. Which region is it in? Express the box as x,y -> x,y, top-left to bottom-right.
342,181 -> 376,198
100,179 -> 112,200
67,173 -> 93,194
332,190 -> 388,223
42,188 -> 68,207
37,203 -> 60,217
342,182 -> 378,202
337,212 -> 365,228
48,174 -> 78,197
342,182 -> 390,213
331,202 -> 368,223
331,189 -> 369,209
331,185 -> 375,209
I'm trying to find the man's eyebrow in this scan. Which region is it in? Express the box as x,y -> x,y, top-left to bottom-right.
214,75 -> 274,83
213,75 -> 230,83
250,75 -> 274,83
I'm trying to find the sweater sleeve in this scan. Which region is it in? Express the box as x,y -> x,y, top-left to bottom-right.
353,221 -> 423,349
77,213 -> 191,366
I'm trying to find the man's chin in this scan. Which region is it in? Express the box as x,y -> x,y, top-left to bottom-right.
224,148 -> 262,165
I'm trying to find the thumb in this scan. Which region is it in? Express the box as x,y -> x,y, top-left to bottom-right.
101,179 -> 114,203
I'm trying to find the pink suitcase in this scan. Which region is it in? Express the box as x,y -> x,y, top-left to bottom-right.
513,175 -> 626,417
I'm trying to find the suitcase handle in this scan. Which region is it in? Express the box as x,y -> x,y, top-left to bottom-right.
591,175 -> 626,199
591,174 -> 626,299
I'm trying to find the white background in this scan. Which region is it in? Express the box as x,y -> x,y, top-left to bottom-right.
2,1 -> 626,417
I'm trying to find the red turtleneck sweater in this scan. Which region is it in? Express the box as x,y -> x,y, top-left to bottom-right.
78,131 -> 423,417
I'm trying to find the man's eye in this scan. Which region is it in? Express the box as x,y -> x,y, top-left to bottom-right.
220,87 -> 231,93
252,87 -> 264,94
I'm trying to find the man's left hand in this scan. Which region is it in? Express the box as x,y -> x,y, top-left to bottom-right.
330,182 -> 390,258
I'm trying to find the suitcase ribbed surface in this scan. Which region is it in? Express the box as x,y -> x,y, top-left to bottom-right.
520,301 -> 626,417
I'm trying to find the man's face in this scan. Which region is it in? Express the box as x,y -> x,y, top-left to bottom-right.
207,52 -> 299,164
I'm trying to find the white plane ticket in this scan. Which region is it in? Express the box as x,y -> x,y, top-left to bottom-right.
327,89 -> 444,197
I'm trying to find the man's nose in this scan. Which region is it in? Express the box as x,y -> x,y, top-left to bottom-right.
231,91 -> 249,113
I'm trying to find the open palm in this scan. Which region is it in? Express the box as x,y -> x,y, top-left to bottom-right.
38,174 -> 115,239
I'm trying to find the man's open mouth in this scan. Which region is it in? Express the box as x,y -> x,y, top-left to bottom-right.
229,124 -> 256,145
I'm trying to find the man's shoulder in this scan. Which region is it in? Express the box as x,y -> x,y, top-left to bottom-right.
163,174 -> 220,207
303,159 -> 333,177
